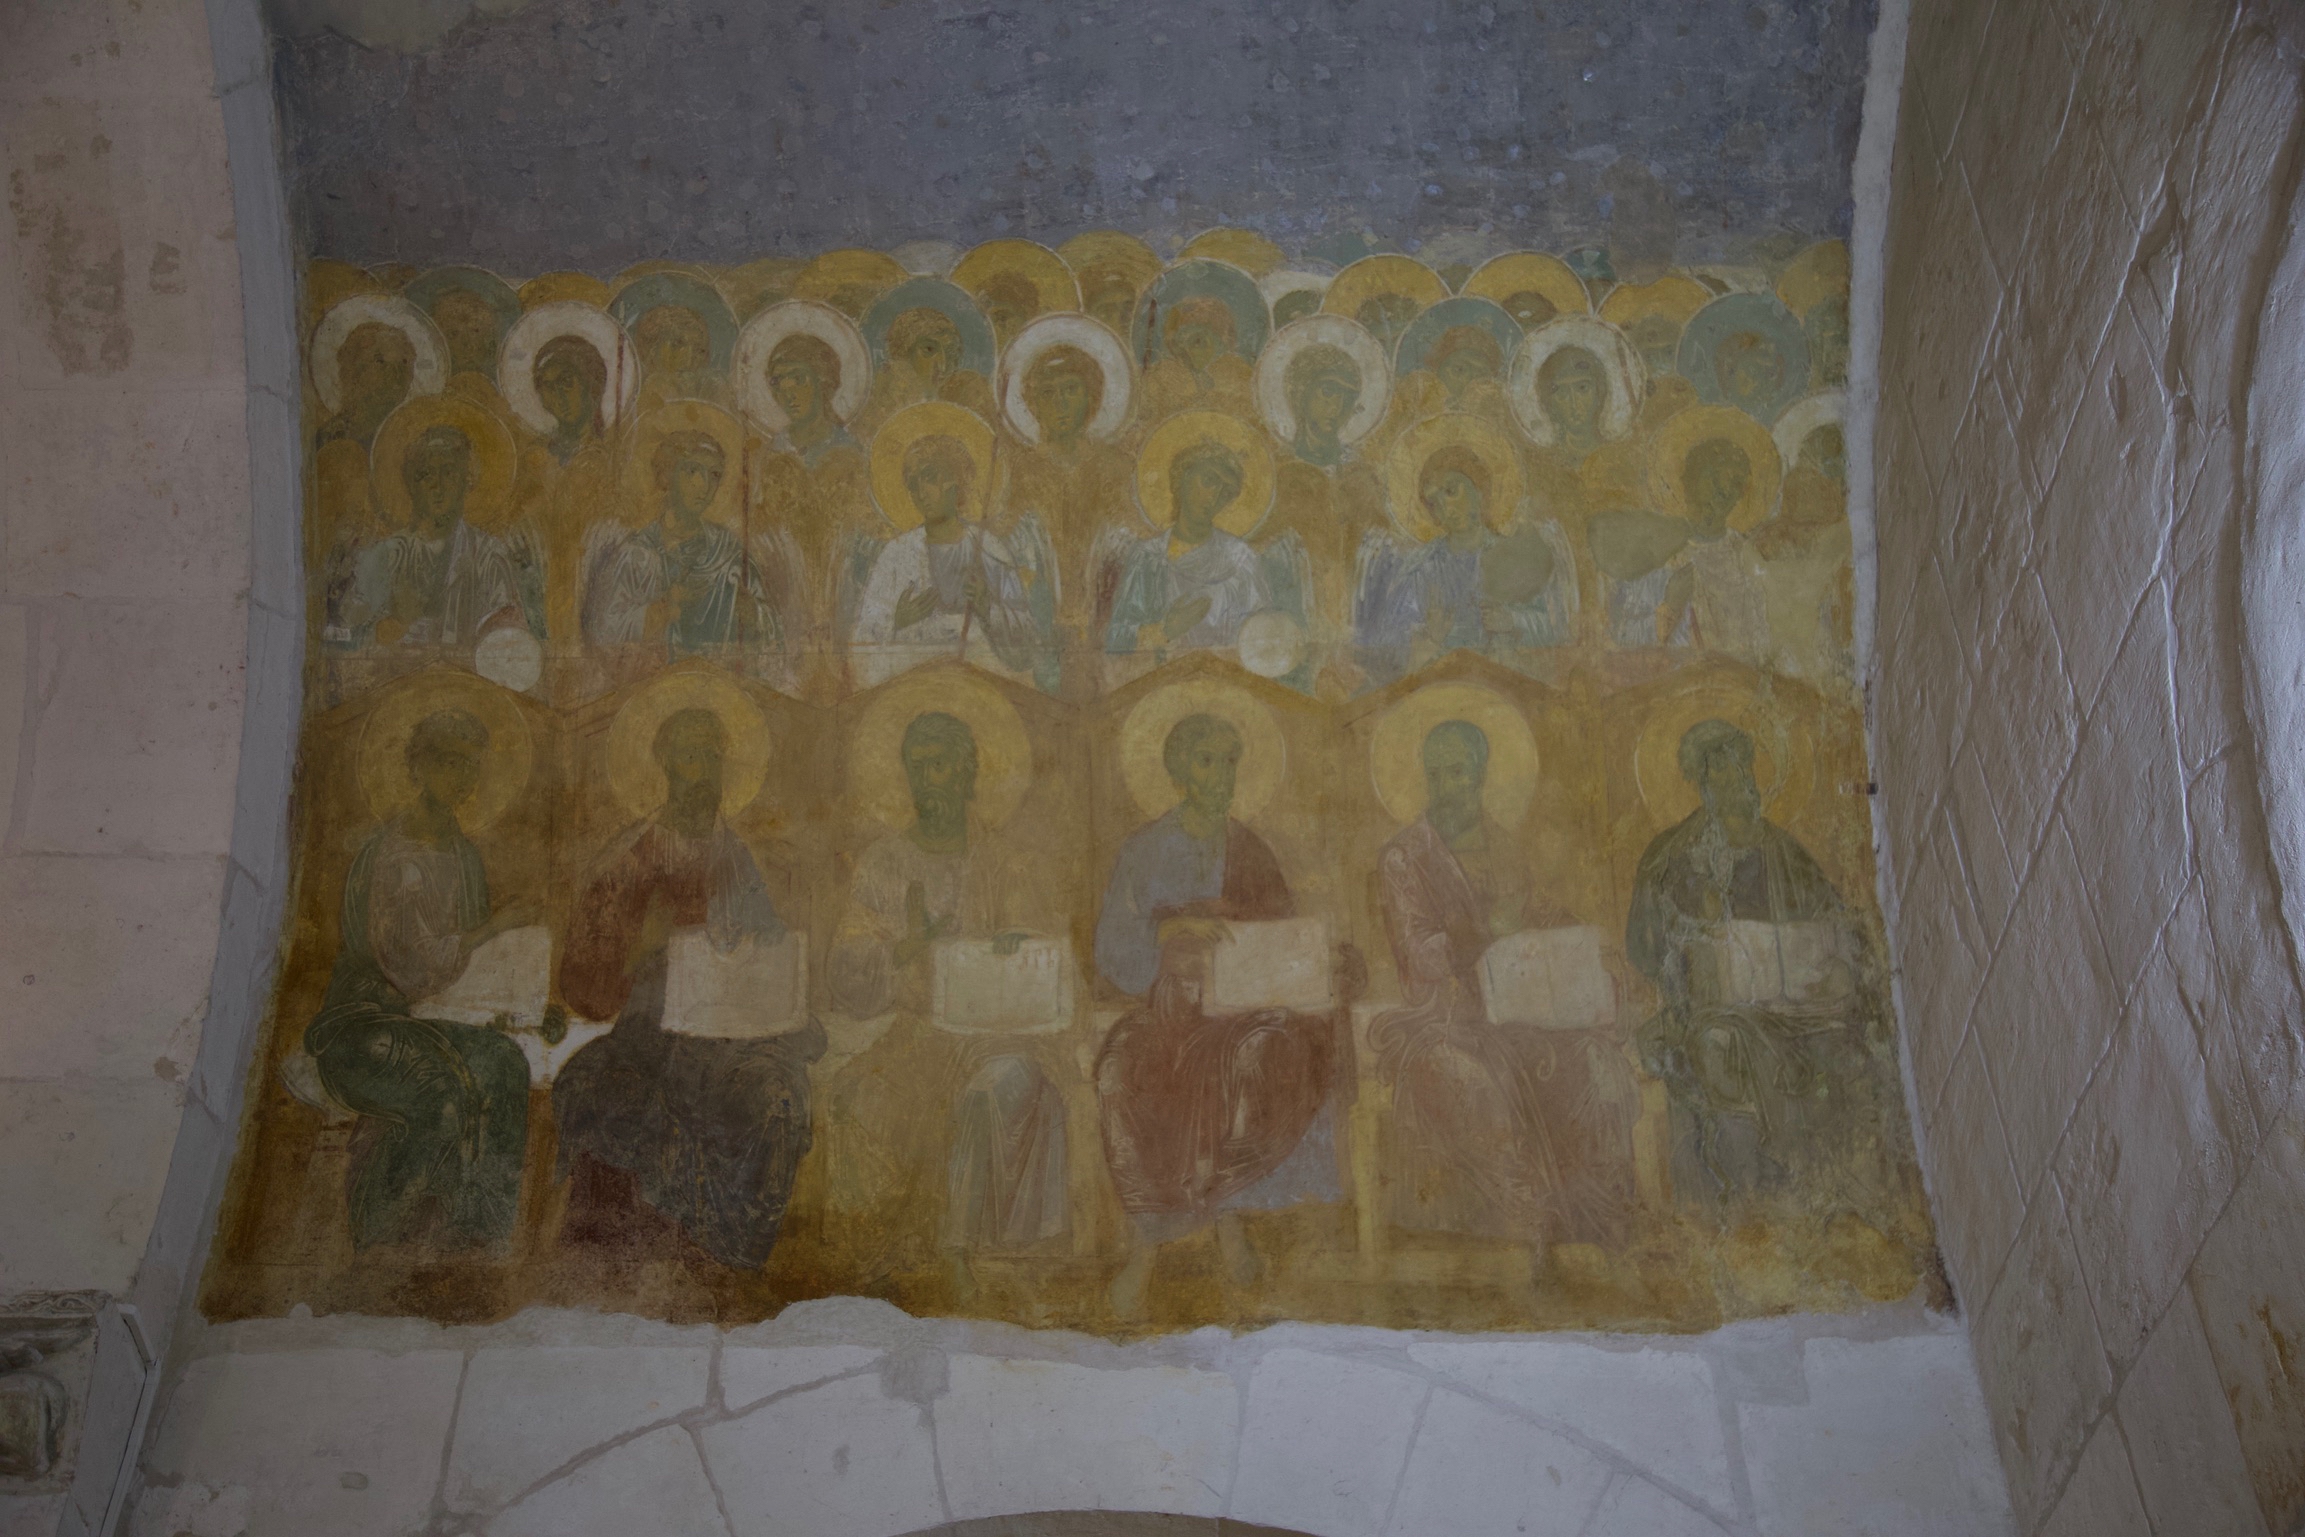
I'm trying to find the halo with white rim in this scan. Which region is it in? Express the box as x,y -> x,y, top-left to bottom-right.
999,313 -> 1134,445
496,300 -> 640,438
1253,314 -> 1393,446
734,299 -> 873,437
1506,314 -> 1646,448
310,294 -> 448,415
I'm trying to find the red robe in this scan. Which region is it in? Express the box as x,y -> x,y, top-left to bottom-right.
1093,818 -> 1336,1220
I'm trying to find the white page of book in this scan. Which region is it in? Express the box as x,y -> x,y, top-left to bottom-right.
1206,918 -> 1331,1013
932,937 -> 1074,1034
421,925 -> 552,1029
1719,919 -> 1855,1006
1478,925 -> 1616,1031
662,929 -> 809,1038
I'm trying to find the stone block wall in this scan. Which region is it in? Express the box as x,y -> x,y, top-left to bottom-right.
129,1302 -> 2012,1537
1875,2 -> 2305,1532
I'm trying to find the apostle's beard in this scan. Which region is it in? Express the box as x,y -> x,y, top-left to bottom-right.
911,785 -> 969,832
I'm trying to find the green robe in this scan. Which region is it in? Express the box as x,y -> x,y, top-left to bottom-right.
305,817 -> 530,1250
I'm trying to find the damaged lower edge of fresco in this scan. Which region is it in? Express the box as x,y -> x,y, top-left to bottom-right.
204,231 -> 1944,1338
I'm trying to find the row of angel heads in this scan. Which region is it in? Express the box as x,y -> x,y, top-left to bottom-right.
307,232 -> 1853,459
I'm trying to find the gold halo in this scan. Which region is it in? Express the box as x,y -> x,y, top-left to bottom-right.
1134,410 -> 1276,537
1059,230 -> 1164,291
1179,227 -> 1286,277
519,272 -> 613,308
1776,240 -> 1851,320
1646,405 -> 1784,532
370,394 -> 518,532
850,668 -> 1033,831
1464,252 -> 1591,318
605,666 -> 771,823
868,401 -> 997,531
1370,681 -> 1539,828
357,672 -> 534,832
1120,679 -> 1287,821
1323,254 -> 1450,324
793,249 -> 911,316
617,400 -> 750,530
1633,686 -> 1813,827
310,294 -> 450,415
951,239 -> 1081,320
1600,275 -> 1712,333
1385,415 -> 1524,543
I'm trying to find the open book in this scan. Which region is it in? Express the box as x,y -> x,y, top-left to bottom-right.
932,937 -> 1075,1035
1717,920 -> 1858,1008
420,925 -> 553,1030
1478,926 -> 1617,1032
1207,918 -> 1332,1013
662,929 -> 810,1038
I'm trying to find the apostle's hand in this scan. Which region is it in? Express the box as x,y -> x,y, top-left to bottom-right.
991,930 -> 1032,957
1158,915 -> 1231,949
895,880 -> 955,967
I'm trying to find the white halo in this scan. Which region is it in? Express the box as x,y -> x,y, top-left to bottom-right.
1238,610 -> 1307,678
497,301 -> 641,438
1506,314 -> 1647,448
1258,269 -> 1332,307
1773,389 -> 1847,470
735,300 -> 873,436
1254,314 -> 1393,447
999,313 -> 1134,445
310,295 -> 448,415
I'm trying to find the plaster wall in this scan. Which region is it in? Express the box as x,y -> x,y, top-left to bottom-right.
1875,2 -> 2305,1533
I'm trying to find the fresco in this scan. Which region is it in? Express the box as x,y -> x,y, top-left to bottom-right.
206,234 -> 1934,1336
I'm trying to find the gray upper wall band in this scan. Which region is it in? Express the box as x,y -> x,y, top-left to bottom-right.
271,0 -> 1876,273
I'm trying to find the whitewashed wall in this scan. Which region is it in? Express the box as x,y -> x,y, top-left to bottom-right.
1875,2 -> 2305,1533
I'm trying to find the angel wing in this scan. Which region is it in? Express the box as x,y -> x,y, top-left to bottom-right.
835,526 -> 889,647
